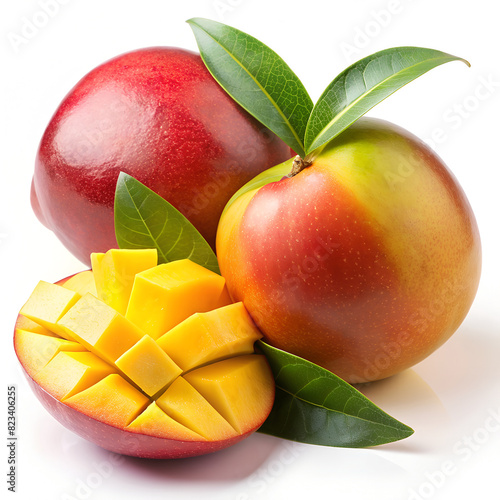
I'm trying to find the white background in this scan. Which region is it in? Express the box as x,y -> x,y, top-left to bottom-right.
2,1 -> 499,499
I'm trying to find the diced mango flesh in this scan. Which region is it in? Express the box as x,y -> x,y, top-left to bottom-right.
61,271 -> 97,296
125,259 -> 231,339
20,281 -> 80,339
14,250 -> 274,443
184,355 -> 275,434
156,377 -> 237,440
35,351 -> 116,401
56,293 -> 145,364
14,329 -> 86,377
127,402 -> 204,441
157,303 -> 262,371
91,248 -> 157,315
116,335 -> 182,397
15,315 -> 55,336
64,374 -> 149,428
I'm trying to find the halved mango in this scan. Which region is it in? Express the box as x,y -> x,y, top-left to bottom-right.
14,250 -> 275,459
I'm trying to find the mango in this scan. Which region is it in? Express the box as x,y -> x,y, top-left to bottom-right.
13,249 -> 275,459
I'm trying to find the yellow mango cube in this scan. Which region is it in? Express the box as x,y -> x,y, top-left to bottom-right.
15,315 -> 54,336
157,302 -> 262,371
57,293 -> 145,364
61,270 -> 97,296
20,281 -> 81,339
125,259 -> 231,339
64,374 -> 149,428
184,355 -> 274,434
14,330 -> 86,377
127,402 -> 205,441
35,351 -> 115,401
91,248 -> 157,315
156,377 -> 237,441
115,335 -> 182,397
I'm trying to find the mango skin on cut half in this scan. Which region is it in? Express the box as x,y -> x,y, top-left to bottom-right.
13,250 -> 275,459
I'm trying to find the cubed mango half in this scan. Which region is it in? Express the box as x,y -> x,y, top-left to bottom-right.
14,250 -> 275,455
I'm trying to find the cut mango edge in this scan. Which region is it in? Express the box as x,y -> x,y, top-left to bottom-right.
14,251 -> 274,443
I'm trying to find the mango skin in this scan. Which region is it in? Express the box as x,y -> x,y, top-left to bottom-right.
217,118 -> 481,383
21,371 -> 251,459
31,47 -> 291,265
13,274 -> 273,459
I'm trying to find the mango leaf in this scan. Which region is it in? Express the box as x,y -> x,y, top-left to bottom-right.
257,341 -> 414,447
114,172 -> 220,274
304,47 -> 469,155
187,17 -> 313,157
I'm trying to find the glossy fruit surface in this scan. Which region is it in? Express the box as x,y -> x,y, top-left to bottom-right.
217,117 -> 481,383
31,47 -> 290,265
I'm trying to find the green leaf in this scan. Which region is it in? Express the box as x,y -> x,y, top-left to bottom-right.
304,47 -> 470,155
114,172 -> 220,274
257,341 -> 414,447
187,17 -> 313,157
